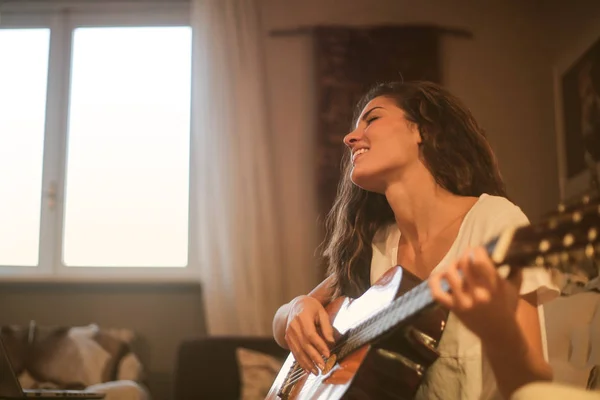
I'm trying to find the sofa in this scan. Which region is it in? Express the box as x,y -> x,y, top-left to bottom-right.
173,330 -> 600,400
1,322 -> 150,400
173,336 -> 288,400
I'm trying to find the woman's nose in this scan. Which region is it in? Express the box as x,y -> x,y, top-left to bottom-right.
343,129 -> 360,147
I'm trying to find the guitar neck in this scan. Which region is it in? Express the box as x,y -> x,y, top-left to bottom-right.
334,235 -> 504,358
334,193 -> 600,360
336,278 -> 446,360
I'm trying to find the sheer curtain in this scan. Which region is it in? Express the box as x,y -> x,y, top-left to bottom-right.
190,0 -> 285,336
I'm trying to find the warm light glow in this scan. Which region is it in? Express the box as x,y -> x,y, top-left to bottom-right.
62,26 -> 192,267
0,29 -> 50,267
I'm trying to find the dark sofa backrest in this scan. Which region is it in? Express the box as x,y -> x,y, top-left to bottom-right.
173,336 -> 288,400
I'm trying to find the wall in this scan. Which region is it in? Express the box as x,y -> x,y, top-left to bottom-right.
262,0 -> 559,233
542,0 -> 600,64
0,282 -> 206,400
541,0 -> 600,199
538,0 -> 600,388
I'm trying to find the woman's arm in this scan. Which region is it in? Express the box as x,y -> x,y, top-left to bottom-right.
481,292 -> 552,399
429,247 -> 553,399
272,275 -> 335,349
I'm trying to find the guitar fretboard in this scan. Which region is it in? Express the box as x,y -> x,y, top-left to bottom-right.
336,278 -> 448,360
333,235 -> 504,359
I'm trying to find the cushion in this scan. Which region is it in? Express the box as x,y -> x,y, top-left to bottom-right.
86,380 -> 150,400
1,323 -> 143,390
236,347 -> 285,400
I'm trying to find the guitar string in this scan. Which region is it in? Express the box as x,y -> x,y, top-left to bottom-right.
286,274 -> 448,385
282,281 -> 434,387
283,291 -> 414,384
282,290 -> 432,389
284,283 -> 430,385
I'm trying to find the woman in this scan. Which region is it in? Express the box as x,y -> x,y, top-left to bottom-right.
272,81 -> 557,399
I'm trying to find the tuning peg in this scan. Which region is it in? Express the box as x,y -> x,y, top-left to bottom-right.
539,239 -> 551,253
589,228 -> 598,243
583,195 -> 591,205
535,256 -> 545,266
563,234 -> 575,248
546,253 -> 560,267
586,244 -> 595,259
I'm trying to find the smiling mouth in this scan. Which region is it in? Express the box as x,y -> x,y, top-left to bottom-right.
352,148 -> 369,163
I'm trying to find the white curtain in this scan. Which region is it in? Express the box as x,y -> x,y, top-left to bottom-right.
190,0 -> 286,336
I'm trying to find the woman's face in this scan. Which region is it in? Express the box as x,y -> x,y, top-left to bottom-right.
343,96 -> 422,193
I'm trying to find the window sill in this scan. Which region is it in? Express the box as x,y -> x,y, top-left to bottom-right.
0,272 -> 201,286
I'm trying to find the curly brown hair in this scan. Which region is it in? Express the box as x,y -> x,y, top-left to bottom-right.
322,81 -> 507,299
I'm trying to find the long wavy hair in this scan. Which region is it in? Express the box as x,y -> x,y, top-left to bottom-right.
322,81 -> 507,299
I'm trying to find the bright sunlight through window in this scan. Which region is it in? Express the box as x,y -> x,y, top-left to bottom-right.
63,27 -> 192,267
0,29 -> 50,267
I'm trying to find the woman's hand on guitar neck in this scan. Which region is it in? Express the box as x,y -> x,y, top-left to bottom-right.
428,246 -> 553,398
285,295 -> 336,375
428,246 -> 522,341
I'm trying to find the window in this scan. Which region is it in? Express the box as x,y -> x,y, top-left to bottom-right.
0,29 -> 50,267
64,27 -> 191,268
0,4 -> 195,280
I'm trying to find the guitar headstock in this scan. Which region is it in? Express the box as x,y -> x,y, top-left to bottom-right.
489,193 -> 600,296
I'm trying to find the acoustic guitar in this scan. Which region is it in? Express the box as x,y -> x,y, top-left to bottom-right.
266,195 -> 600,400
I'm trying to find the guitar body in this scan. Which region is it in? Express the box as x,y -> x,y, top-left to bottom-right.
266,266 -> 448,400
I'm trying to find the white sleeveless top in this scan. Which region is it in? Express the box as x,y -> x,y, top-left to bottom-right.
369,194 -> 559,400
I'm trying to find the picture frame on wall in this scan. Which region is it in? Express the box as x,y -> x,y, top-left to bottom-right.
554,26 -> 600,201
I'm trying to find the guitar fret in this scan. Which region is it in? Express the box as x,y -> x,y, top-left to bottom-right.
339,283 -> 426,356
336,274 -> 452,361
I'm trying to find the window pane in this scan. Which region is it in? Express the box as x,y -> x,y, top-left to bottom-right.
63,27 -> 191,267
0,29 -> 50,267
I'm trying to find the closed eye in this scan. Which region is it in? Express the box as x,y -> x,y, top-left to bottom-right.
357,106 -> 384,129
366,116 -> 379,125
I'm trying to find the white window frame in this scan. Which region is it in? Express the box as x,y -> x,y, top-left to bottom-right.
0,1 -> 198,282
